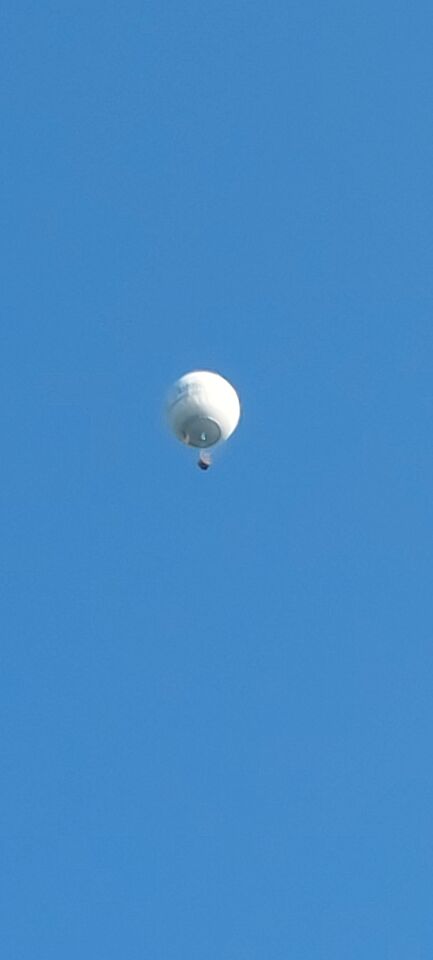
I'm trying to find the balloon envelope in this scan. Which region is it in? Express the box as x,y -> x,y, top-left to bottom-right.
167,371 -> 241,449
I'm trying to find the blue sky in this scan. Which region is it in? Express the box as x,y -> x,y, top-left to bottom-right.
2,2 -> 433,957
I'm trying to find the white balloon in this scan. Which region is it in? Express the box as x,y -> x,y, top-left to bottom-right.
167,371 -> 241,450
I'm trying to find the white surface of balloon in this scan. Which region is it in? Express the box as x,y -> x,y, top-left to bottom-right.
166,370 -> 241,469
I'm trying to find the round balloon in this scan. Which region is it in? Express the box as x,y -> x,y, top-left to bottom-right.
167,371 -> 241,449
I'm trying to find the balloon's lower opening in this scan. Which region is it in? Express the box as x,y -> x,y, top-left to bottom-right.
181,416 -> 221,448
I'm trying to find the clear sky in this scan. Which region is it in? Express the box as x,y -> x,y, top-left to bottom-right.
2,2 -> 433,957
